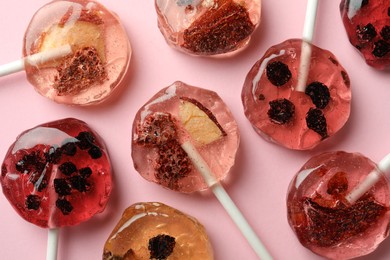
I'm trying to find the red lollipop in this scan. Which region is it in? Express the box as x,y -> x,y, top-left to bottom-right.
1,118 -> 112,259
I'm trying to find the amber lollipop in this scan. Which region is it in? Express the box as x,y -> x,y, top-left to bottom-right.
0,0 -> 131,105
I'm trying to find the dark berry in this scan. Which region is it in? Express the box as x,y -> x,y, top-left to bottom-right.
341,71 -> 350,87
306,108 -> 328,139
61,142 -> 77,156
357,23 -> 377,42
327,172 -> 348,196
76,131 -> 95,150
266,61 -> 292,87
69,175 -> 90,192
58,162 -> 77,176
79,167 -> 92,178
148,234 -> 176,259
1,163 -> 6,176
56,198 -> 73,215
54,178 -> 72,196
388,7 -> 390,17
305,82 -> 330,109
361,0 -> 369,7
380,26 -> 390,41
258,94 -> 265,101
268,98 -> 295,124
15,152 -> 45,174
88,146 -> 102,159
25,195 -> 41,210
372,40 -> 390,57
45,147 -> 62,164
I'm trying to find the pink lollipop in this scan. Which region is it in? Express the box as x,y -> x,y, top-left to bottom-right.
242,0 -> 351,150
155,0 -> 261,56
287,151 -> 390,259
340,0 -> 390,70
0,0 -> 131,105
132,81 -> 272,259
1,118 -> 112,259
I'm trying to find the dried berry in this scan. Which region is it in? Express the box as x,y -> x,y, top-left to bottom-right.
306,108 -> 328,139
268,99 -> 295,124
76,132 -> 95,150
372,40 -> 390,57
380,25 -> 390,41
53,47 -> 107,96
137,113 -> 177,146
327,172 -> 348,196
300,197 -> 387,247
156,140 -> 191,190
305,81 -> 330,109
88,146 -> 102,159
266,61 -> 292,87
54,178 -> 72,196
15,152 -> 46,174
59,162 -> 77,176
26,195 -> 41,210
361,0 -> 369,7
182,2 -> 255,55
45,146 -> 62,164
56,198 -> 73,215
69,175 -> 90,192
79,167 -> 92,178
357,23 -> 377,42
148,234 -> 176,259
61,142 -> 77,156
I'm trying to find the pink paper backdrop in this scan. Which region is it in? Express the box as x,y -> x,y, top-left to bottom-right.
0,1 -> 389,259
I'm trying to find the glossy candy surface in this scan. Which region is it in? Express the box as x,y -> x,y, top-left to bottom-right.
103,202 -> 213,260
340,0 -> 390,69
0,118 -> 112,228
287,151 -> 390,259
131,81 -> 239,193
23,0 -> 131,105
155,0 -> 261,56
242,39 -> 351,150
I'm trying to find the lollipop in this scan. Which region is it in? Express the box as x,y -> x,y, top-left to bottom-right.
0,0 -> 131,105
131,81 -> 272,259
155,0 -> 261,56
287,151 -> 390,259
0,118 -> 112,259
340,0 -> 390,70
242,0 -> 351,150
103,202 -> 213,259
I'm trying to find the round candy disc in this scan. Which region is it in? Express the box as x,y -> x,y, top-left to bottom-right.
0,118 -> 112,228
103,202 -> 213,259
242,39 -> 351,150
131,81 -> 239,193
23,0 -> 131,105
155,0 -> 261,56
340,0 -> 390,70
287,151 -> 390,259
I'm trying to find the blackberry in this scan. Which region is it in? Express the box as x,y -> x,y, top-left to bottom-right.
76,131 -> 95,150
266,61 -> 292,87
357,23 -> 377,42
372,40 -> 390,57
26,195 -> 41,210
88,146 -> 102,159
380,25 -> 390,41
69,175 -> 90,192
59,161 -> 77,176
148,234 -> 176,259
305,82 -> 330,109
268,99 -> 295,124
61,142 -> 77,156
79,167 -> 92,178
45,146 -> 62,164
306,108 -> 328,139
56,198 -> 73,215
361,0 -> 369,7
54,178 -> 72,196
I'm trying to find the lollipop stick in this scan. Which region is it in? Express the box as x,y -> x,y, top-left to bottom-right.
46,228 -> 59,260
295,0 -> 319,92
0,44 -> 72,77
346,153 -> 390,204
181,141 -> 273,260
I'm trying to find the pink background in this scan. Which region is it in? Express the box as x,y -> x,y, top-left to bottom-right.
0,1 -> 389,259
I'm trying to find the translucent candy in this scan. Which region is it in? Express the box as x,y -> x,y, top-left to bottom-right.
0,118 -> 112,228
23,0 -> 131,105
103,202 -> 213,260
340,0 -> 390,70
131,81 -> 239,193
241,39 -> 351,150
155,0 -> 261,56
287,151 -> 390,259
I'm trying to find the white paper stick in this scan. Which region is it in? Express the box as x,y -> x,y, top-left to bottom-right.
181,141 -> 273,260
346,153 -> 390,204
295,0 -> 319,92
46,228 -> 59,260
0,45 -> 72,77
